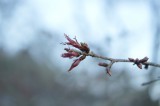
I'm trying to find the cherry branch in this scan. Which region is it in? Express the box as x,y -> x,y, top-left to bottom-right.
71,49 -> 160,67
70,49 -> 160,76
61,34 -> 160,76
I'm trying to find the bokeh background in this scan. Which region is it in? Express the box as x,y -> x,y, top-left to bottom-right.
0,0 -> 160,106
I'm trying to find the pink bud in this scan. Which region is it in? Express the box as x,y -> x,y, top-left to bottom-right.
64,34 -> 90,53
61,51 -> 80,59
98,63 -> 109,67
61,53 -> 73,58
64,33 -> 76,44
137,63 -> 142,69
139,57 -> 149,63
106,68 -> 111,76
68,58 -> 81,72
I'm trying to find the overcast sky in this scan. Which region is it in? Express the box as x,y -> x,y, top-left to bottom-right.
1,0 -> 153,57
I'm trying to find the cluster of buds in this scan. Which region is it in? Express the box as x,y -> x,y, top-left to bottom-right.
61,34 -> 90,71
128,57 -> 149,69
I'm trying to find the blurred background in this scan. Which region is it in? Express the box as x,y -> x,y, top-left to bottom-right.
0,0 -> 160,106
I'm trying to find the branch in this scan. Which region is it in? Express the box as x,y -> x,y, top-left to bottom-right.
71,49 -> 160,76
61,34 -> 160,76
142,77 -> 160,86
72,49 -> 160,67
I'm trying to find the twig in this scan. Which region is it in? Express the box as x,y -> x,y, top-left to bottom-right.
61,34 -> 160,76
142,77 -> 160,86
72,49 -> 160,68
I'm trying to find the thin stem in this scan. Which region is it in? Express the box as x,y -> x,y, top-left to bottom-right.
142,78 -> 160,86
72,49 -> 160,68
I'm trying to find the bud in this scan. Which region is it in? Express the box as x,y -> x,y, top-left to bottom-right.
68,58 -> 81,72
98,63 -> 109,67
144,64 -> 149,69
61,51 -> 80,59
137,63 -> 142,69
63,34 -> 90,53
106,68 -> 111,76
139,57 -> 149,63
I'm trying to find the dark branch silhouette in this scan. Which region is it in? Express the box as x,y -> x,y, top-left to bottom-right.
142,77 -> 160,86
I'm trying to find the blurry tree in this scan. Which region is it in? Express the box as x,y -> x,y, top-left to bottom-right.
0,49 -> 158,106
147,0 -> 160,103
150,0 -> 160,75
